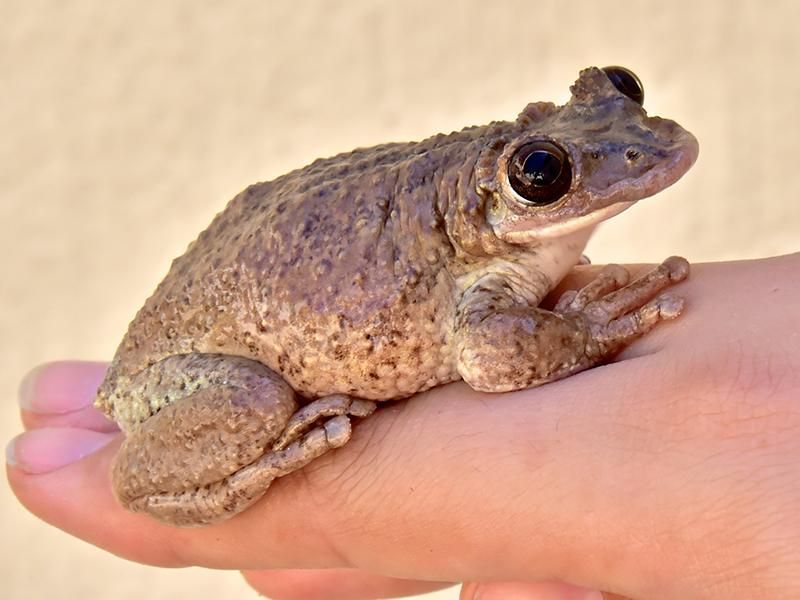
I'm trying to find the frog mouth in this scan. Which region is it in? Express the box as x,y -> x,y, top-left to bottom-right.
581,122 -> 700,223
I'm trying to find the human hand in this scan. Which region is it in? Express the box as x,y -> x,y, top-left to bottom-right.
8,254 -> 800,600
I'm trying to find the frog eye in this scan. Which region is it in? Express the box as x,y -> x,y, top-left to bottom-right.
601,66 -> 645,105
507,140 -> 572,206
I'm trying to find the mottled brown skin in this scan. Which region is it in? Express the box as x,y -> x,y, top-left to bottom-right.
96,67 -> 699,526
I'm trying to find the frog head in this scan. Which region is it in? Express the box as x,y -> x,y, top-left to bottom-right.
481,66 -> 699,243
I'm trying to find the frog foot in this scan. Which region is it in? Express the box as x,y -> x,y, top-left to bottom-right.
272,395 -> 377,451
556,256 -> 689,353
123,394 -> 377,526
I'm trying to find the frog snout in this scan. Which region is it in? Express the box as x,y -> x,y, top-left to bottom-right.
648,116 -> 700,168
624,119 -> 699,197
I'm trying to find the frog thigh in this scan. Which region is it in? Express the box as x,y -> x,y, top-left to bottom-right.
111,354 -> 376,526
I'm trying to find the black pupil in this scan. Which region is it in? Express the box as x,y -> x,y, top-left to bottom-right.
522,149 -> 563,186
601,66 -> 644,105
507,140 -> 572,205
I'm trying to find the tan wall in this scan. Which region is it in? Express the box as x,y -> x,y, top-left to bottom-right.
2,1 -> 798,598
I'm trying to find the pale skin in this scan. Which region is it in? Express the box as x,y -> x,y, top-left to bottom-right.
8,254 -> 800,600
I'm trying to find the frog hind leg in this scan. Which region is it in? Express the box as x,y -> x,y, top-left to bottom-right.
107,354 -> 375,527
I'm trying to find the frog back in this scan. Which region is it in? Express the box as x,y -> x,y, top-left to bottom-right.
100,133 -> 494,401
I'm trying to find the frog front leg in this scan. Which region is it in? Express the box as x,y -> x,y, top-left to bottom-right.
108,354 -> 375,526
455,257 -> 689,392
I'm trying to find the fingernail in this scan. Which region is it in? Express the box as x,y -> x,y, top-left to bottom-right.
17,366 -> 42,411
6,428 -> 114,473
19,362 -> 105,414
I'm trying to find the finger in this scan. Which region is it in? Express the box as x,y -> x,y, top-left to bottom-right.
582,257 -> 688,325
7,427 -> 116,475
242,568 -> 453,600
460,581 -> 612,600
545,263 -> 660,308
19,362 -> 117,432
22,405 -> 118,432
566,264 -> 630,312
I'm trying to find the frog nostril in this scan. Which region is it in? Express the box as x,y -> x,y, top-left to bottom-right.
625,148 -> 641,162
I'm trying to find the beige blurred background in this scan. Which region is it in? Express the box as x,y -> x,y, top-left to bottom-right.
2,1 -> 798,599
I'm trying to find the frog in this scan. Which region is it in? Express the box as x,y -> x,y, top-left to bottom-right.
95,66 -> 699,527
